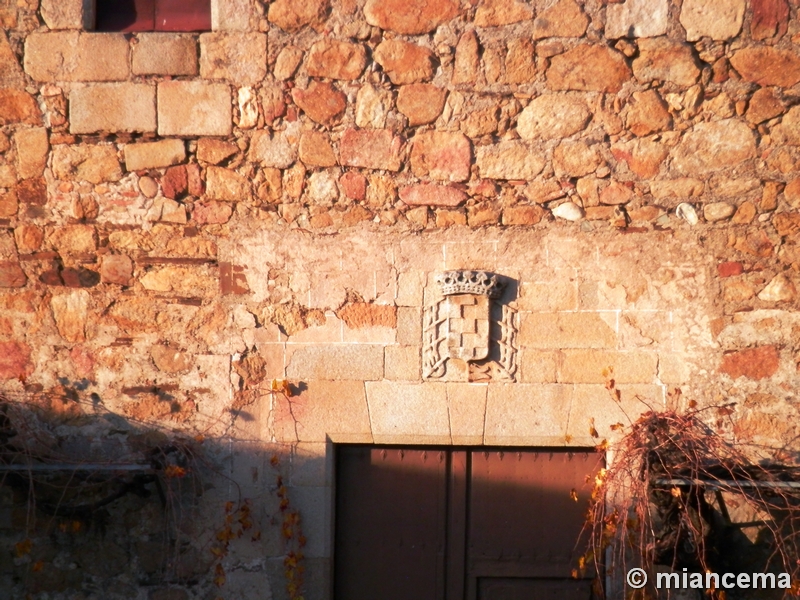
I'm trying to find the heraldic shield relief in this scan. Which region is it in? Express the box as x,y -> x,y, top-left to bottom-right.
423,270 -> 519,382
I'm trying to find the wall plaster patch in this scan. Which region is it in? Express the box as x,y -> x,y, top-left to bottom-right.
423,270 -> 518,382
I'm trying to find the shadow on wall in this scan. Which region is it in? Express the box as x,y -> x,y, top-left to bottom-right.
0,380 -> 795,600
0,379 -> 314,600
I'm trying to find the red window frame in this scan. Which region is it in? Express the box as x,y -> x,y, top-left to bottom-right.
96,0 -> 212,32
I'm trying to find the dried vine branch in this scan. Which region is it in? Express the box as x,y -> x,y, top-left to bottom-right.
584,404 -> 800,598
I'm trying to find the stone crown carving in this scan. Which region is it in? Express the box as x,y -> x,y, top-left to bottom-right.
435,270 -> 505,298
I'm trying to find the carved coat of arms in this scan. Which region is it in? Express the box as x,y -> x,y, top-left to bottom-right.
423,270 -> 518,382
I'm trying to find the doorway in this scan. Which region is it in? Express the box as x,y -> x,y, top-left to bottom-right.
334,446 -> 602,600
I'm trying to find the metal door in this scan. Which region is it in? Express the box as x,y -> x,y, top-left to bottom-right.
334,447 -> 601,600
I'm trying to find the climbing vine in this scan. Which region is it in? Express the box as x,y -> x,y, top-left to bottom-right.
581,383 -> 800,598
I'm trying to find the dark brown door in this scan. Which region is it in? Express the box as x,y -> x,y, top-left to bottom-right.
334,447 -> 601,600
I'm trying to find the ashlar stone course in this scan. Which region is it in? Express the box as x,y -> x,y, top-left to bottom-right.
199,33 -> 267,85
132,33 -> 197,76
366,382 -> 450,444
158,82 -> 232,137
24,32 -> 129,82
287,345 -> 384,381
70,84 -> 156,134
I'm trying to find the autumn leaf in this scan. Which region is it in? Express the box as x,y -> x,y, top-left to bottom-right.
15,539 -> 32,557
32,561 -> 43,572
213,563 -> 226,587
670,487 -> 681,498
589,418 -> 599,438
164,465 -> 187,478
569,489 -> 578,502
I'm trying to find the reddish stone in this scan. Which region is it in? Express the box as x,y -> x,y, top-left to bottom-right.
720,346 -> 780,380
399,183 -> 467,207
452,31 -> 480,85
339,171 -> 367,201
0,261 -> 25,287
0,89 -> 41,125
364,0 -> 459,34
220,262 -> 250,295
260,85 -> 287,125
547,44 -> 630,93
0,341 -> 31,380
717,261 -> 743,278
161,165 -> 187,199
41,267 -> 99,287
70,346 -> 95,379
730,47 -> 800,87
16,178 -> 46,204
186,163 -> 203,196
101,254 -> 133,285
599,181 -> 634,205
268,0 -> 327,31
502,205 -> 545,226
396,83 -> 447,126
341,204 -> 372,226
63,267 -> 100,287
410,131 -> 471,182
306,40 -> 367,80
192,200 -> 232,224
0,190 -> 17,217
339,128 -> 403,172
734,230 -> 774,258
751,0 -> 789,40
291,81 -> 347,125
374,40 -> 435,85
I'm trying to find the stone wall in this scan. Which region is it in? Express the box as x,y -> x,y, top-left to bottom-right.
2,0 -> 800,598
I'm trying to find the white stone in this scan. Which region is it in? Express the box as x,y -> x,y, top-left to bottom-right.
703,202 -> 735,222
517,95 -> 590,140
676,202 -> 698,225
305,171 -> 340,204
551,201 -> 584,221
605,0 -> 668,38
680,0 -> 745,41
355,85 -> 392,129
758,273 -> 796,302
237,87 -> 258,129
